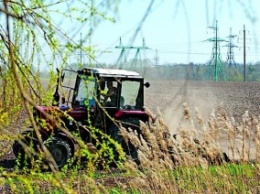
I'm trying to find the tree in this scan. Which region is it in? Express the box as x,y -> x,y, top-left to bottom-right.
0,0 -> 120,172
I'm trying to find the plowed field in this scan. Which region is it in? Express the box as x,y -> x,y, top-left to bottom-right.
145,80 -> 260,132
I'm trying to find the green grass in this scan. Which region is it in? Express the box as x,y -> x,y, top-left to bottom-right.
0,155 -> 259,193
170,162 -> 258,193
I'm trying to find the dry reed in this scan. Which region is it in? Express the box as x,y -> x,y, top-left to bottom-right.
114,102 -> 260,192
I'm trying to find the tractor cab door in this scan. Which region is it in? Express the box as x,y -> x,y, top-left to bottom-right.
74,75 -> 96,111
94,78 -> 120,130
59,69 -> 98,124
59,69 -> 97,110
71,73 -> 97,123
59,69 -> 78,107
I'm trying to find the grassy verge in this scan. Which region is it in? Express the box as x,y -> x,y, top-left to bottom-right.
0,162 -> 259,193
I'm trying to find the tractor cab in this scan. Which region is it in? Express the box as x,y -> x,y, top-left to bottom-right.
58,68 -> 150,131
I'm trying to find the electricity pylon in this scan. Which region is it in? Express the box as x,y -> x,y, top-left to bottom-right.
115,37 -> 149,69
205,20 -> 227,81
224,28 -> 238,67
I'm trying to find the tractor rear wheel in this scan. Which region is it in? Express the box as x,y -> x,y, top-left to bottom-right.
44,137 -> 72,168
109,117 -> 141,164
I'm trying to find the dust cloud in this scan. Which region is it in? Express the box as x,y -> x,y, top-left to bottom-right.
145,80 -> 259,133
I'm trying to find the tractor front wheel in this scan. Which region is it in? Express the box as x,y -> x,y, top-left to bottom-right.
12,130 -> 35,168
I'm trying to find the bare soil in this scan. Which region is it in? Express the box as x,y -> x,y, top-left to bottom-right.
145,80 -> 260,132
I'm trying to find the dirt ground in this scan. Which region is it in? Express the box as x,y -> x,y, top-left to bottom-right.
145,80 -> 260,131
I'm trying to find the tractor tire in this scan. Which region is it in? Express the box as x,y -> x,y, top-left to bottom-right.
13,141 -> 25,159
13,141 -> 27,167
44,137 -> 72,168
109,117 -> 141,164
12,130 -> 35,168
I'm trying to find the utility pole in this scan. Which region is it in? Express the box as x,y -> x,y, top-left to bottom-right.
80,33 -> 83,65
238,25 -> 249,82
215,20 -> 218,81
78,33 -> 87,66
88,0 -> 93,67
243,25 -> 246,82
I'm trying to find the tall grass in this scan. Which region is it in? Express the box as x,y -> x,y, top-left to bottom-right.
1,102 -> 260,193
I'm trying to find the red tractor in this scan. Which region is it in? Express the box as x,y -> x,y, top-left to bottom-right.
13,68 -> 151,168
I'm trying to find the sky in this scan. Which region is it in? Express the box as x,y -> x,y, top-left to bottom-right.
82,0 -> 260,65
35,0 -> 260,67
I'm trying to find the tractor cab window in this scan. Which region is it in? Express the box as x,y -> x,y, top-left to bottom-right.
75,76 -> 96,108
60,69 -> 78,106
121,80 -> 142,109
102,79 -> 118,108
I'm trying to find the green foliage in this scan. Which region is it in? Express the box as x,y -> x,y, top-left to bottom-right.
170,163 -> 258,193
0,0 -> 125,193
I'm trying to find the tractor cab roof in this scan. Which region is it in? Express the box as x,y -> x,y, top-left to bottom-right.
78,68 -> 142,79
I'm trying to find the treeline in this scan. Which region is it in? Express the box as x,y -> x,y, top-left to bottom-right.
37,62 -> 260,82
140,63 -> 260,82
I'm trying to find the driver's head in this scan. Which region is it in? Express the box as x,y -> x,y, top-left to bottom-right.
106,81 -> 113,89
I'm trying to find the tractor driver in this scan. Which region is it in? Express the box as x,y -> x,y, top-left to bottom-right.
102,81 -> 117,106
